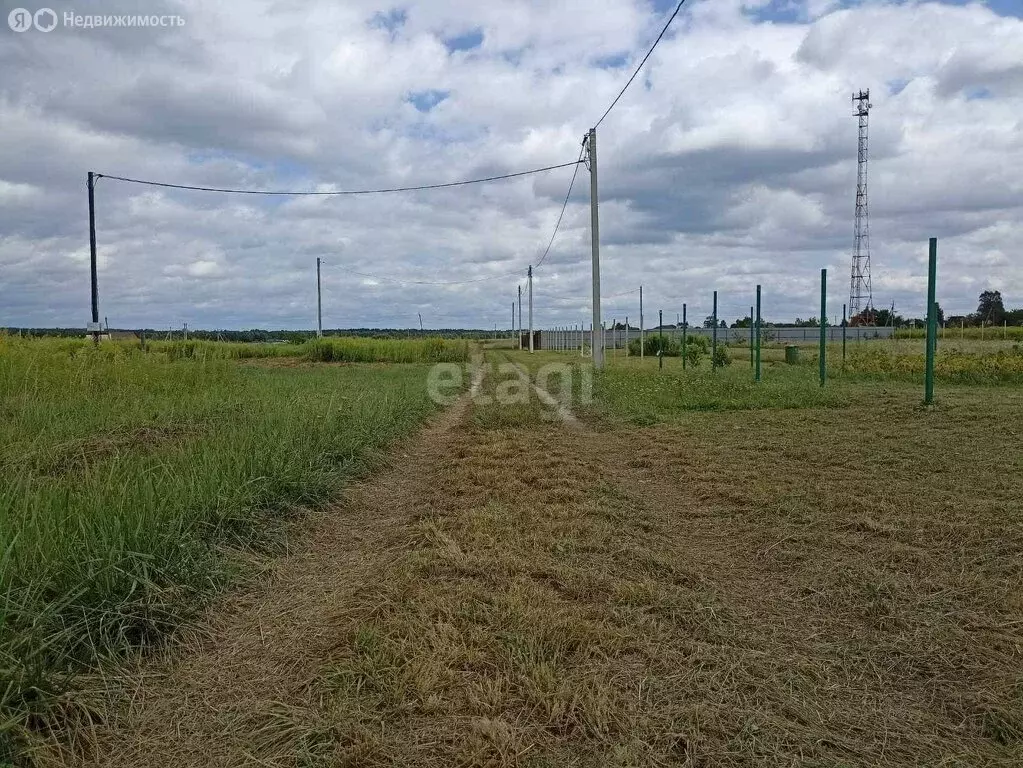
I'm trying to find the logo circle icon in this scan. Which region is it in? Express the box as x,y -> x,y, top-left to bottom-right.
8,8 -> 33,31
34,8 -> 58,32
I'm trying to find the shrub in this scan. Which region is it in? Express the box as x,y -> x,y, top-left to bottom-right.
627,333 -> 710,358
684,344 -> 701,367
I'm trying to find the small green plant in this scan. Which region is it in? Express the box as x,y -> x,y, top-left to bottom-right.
712,346 -> 732,368
684,344 -> 701,367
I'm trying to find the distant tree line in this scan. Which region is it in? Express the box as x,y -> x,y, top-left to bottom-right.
7,291 -> 1020,339
851,290 -> 1022,328
1,327 -> 516,341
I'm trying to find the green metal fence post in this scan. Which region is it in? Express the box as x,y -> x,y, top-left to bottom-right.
925,237 -> 938,405
755,285 -> 761,383
712,290 -> 718,370
658,310 -> 663,370
749,304 -> 754,368
842,303 -> 847,367
682,303 -> 687,371
819,268 -> 827,388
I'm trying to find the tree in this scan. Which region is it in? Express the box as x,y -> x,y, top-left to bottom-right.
872,308 -> 904,327
934,302 -> 945,325
976,290 -> 1007,326
732,316 -> 753,328
703,315 -> 716,328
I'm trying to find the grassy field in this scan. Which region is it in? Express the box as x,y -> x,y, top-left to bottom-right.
897,325 -> 1023,341
277,349 -> 1019,766
6,336 -> 1023,765
603,336 -> 1023,386
0,336 -> 463,759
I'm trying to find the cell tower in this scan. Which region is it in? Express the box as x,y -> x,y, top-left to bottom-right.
850,89 -> 873,319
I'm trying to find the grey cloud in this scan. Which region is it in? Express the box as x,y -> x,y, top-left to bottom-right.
2,0 -> 1022,330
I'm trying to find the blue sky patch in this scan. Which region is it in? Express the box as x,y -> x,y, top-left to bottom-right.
444,28 -> 484,53
927,0 -> 1022,18
595,51 -> 630,69
745,0 -> 804,24
408,89 -> 450,112
886,78 -> 911,96
861,0 -> 1021,18
742,0 -> 1022,24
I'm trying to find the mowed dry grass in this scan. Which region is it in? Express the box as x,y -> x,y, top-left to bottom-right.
49,377 -> 1022,766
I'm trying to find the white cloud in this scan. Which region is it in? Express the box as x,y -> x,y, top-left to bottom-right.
1,0 -> 1021,329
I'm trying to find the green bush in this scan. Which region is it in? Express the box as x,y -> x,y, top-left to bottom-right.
628,335 -> 679,357
712,346 -> 732,368
684,344 -> 702,367
687,335 -> 711,353
627,333 -> 709,358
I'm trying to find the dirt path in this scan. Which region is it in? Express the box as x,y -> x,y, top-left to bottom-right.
58,374 -> 477,767
51,360 -> 1022,767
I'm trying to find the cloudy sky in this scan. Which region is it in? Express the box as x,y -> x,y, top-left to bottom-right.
1,0 -> 1021,330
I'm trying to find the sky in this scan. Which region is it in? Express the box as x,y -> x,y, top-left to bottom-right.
1,0 -> 1021,330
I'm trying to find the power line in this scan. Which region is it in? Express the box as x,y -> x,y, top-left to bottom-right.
534,144 -> 585,270
593,0 -> 690,129
94,161 -> 583,196
347,151 -> 585,285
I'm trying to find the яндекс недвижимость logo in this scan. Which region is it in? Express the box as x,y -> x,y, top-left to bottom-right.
8,8 -> 57,32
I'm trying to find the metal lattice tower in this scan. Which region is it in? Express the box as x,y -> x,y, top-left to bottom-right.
850,89 -> 873,318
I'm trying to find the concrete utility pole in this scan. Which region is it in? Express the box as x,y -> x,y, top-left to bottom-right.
820,269 -> 828,387
586,129 -> 603,369
659,310 -> 663,370
87,171 -> 100,345
316,257 -> 323,338
528,265 -> 534,353
517,284 -> 522,349
511,303 -> 515,342
712,290 -> 718,369
640,286 -> 644,359
418,313 -> 423,332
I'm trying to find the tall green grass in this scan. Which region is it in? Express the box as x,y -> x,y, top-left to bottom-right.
303,336 -> 469,363
592,364 -> 853,424
895,325 -> 1023,341
841,345 -> 1023,384
0,336 -> 449,758
24,336 -> 471,365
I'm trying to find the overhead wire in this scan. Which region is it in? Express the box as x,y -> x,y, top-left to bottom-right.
533,143 -> 586,270
341,153 -> 586,286
94,160 -> 583,196
94,0 -> 692,319
593,0 -> 691,128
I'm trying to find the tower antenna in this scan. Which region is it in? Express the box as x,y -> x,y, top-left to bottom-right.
850,90 -> 873,320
